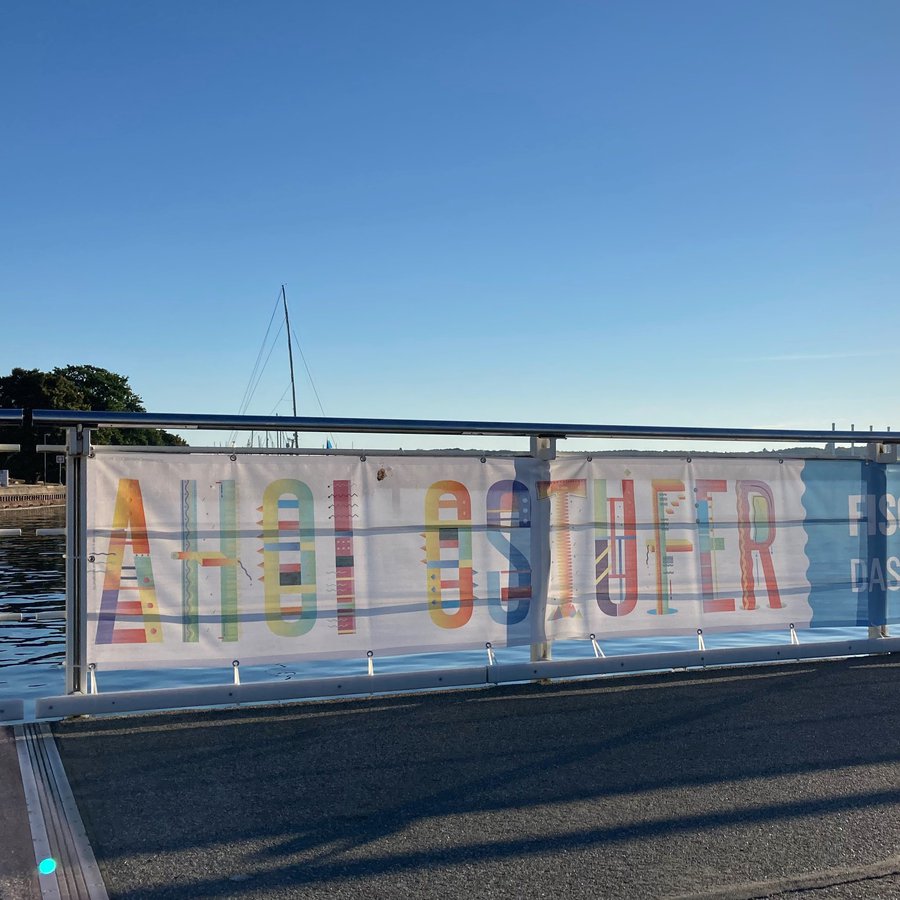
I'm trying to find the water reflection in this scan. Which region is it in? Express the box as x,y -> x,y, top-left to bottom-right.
0,507 -> 66,667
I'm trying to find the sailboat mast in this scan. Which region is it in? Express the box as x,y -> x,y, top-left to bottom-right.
282,284 -> 299,448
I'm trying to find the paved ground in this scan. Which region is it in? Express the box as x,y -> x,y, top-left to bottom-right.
40,656 -> 900,899
0,727 -> 40,900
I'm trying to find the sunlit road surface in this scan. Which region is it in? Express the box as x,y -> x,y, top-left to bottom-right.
48,656 -> 900,899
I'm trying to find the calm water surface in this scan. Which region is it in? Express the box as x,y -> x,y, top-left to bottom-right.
0,507 -> 871,719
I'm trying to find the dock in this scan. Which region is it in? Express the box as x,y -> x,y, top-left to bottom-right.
4,656 -> 900,898
0,485 -> 66,510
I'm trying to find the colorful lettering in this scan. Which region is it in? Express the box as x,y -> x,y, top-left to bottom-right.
262,479 -> 317,636
737,480 -> 782,609
96,479 -> 162,644
537,479 -> 587,620
594,479 -> 638,617
695,479 -> 735,613
332,480 -> 356,634
648,480 -> 692,616
486,479 -> 531,626
174,480 -> 240,642
425,480 -> 474,629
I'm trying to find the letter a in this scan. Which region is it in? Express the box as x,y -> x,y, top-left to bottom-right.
96,479 -> 163,644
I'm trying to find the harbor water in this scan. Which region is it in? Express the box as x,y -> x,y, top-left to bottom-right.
0,507 -> 872,720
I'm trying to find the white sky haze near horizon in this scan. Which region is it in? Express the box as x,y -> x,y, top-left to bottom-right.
2,1 -> 898,449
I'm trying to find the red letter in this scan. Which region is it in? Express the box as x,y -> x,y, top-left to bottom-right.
737,480 -> 782,610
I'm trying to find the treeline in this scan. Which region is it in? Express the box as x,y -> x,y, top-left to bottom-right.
0,365 -> 185,483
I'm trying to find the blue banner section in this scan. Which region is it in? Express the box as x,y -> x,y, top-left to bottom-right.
882,463 -> 900,626
800,458 -> 900,628
801,459 -> 868,627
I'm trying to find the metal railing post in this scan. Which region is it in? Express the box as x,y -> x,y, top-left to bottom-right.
867,442 -> 895,638
530,436 -> 556,663
65,426 -> 91,695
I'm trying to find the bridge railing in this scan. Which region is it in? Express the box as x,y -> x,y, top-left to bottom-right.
5,409 -> 898,719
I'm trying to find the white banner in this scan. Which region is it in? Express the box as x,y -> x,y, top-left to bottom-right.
86,451 -> 539,668
85,451 -> 813,669
540,457 -> 810,642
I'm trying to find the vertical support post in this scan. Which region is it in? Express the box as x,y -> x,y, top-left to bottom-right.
530,435 -> 556,664
867,443 -> 895,638
65,426 -> 91,695
866,446 -> 887,639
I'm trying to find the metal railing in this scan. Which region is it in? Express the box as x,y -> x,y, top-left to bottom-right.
29,408 -> 899,444
0,408 -> 22,455
0,408 -> 895,722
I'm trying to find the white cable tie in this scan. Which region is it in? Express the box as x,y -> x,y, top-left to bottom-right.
232,660 -> 241,685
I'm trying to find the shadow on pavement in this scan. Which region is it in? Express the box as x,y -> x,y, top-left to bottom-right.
53,656 -> 900,899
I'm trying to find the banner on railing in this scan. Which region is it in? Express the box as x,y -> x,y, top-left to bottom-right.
84,450 -> 892,668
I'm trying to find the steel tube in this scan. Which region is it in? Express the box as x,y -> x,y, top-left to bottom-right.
30,409 -> 897,444
0,409 -> 23,424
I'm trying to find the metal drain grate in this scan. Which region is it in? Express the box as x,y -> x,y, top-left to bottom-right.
14,723 -> 108,900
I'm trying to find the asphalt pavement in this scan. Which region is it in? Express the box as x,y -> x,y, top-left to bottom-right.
0,726 -> 40,900
40,656 -> 900,899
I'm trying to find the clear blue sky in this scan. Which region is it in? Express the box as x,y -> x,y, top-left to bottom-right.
2,1 -> 898,449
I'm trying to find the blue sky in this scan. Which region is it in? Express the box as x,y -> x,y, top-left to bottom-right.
2,1 -> 898,449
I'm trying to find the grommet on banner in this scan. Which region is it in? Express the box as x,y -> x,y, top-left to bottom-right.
88,663 -> 99,695
697,628 -> 706,651
367,650 -> 375,676
232,660 -> 241,685
789,623 -> 800,645
485,642 -> 496,666
590,634 -> 605,658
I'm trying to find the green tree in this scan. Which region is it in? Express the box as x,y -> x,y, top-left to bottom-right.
53,365 -> 145,412
0,365 -> 185,483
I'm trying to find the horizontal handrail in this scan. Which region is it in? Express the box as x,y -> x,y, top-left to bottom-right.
30,409 -> 898,444
0,409 -> 23,424
0,610 -> 65,622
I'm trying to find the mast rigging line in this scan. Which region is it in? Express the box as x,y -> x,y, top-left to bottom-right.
237,292 -> 281,413
288,323 -> 335,447
228,291 -> 285,446
229,286 -> 336,449
282,284 -> 299,449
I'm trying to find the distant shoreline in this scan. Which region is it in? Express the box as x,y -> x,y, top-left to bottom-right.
0,485 -> 66,510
